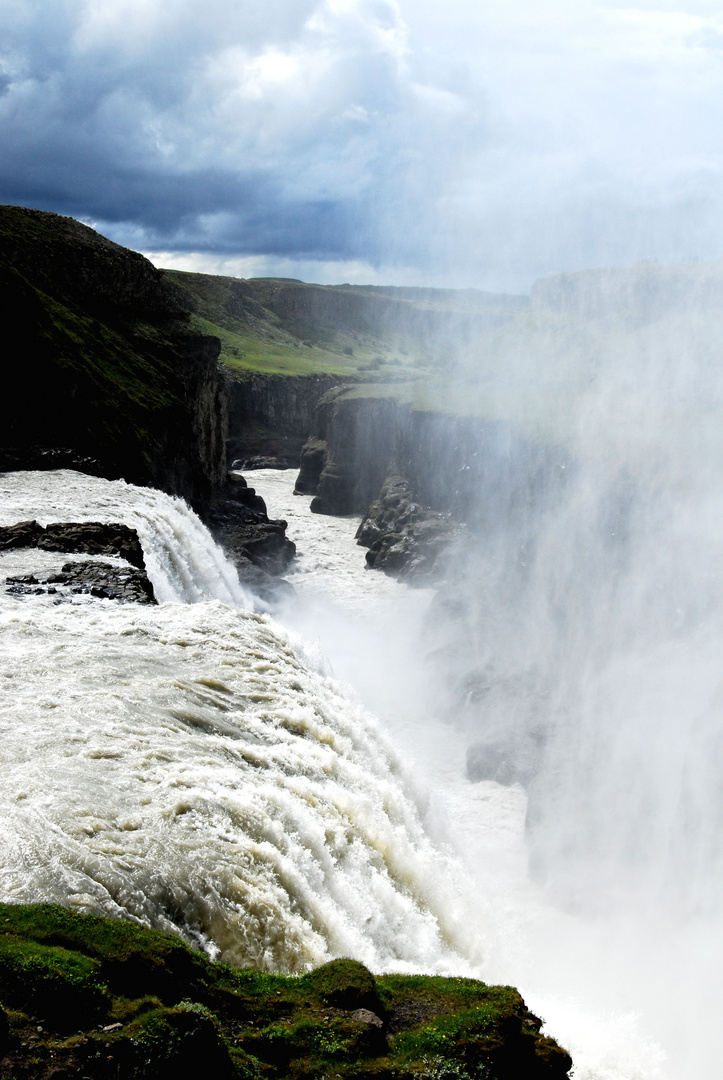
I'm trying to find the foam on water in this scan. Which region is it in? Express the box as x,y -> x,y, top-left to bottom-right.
0,470 -> 247,604
250,468 -> 673,1080
0,466 -> 693,1076
0,470 -> 473,977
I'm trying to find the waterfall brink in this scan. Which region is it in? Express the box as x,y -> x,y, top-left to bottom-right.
0,470 -> 248,604
0,470 -> 473,977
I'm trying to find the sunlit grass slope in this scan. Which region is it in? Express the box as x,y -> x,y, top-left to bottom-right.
162,270 -> 426,378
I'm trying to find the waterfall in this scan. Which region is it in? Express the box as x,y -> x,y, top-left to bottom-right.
0,470 -> 247,605
0,469 -> 473,978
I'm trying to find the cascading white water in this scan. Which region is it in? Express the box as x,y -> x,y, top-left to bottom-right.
0,470 -> 247,605
0,470 -> 474,979
238,301 -> 723,1080
3,456 -> 715,1078
251,468 -> 671,1080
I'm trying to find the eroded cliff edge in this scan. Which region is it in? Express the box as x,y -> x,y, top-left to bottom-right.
0,206 -> 227,506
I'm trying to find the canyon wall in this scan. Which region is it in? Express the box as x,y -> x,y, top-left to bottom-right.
0,206 -> 227,506
226,372 -> 342,467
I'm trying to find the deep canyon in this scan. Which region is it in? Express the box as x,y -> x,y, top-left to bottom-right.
3,205 -> 723,1079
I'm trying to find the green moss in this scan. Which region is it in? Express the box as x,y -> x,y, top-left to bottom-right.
0,935 -> 110,1028
125,1002 -> 236,1078
0,902 -> 571,1080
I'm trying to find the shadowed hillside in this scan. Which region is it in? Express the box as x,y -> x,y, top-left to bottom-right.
0,206 -> 227,505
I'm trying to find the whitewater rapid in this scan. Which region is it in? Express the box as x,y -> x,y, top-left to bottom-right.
0,467 -> 695,1079
0,471 -> 471,976
249,469 -> 670,1080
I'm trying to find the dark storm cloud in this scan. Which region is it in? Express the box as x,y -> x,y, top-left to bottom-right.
3,0 -> 723,287
0,0 -> 408,260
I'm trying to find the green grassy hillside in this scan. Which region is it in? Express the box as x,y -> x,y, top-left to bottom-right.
162,270 -> 528,382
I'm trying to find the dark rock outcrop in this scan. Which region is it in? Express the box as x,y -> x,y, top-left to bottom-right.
0,521 -> 146,568
205,473 -> 296,579
6,560 -> 156,604
0,446 -> 105,476
1,520 -> 156,603
293,380 -> 566,586
466,736 -> 541,787
0,205 -> 227,506
294,436 -> 327,495
356,474 -> 456,582
308,388 -> 403,516
234,555 -> 296,607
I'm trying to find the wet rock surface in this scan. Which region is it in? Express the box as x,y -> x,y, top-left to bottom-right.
1,520 -> 155,603
294,437 -> 327,495
0,446 -> 105,476
0,521 -> 146,569
204,472 -> 297,585
234,555 -> 296,607
235,455 -> 287,471
356,474 -> 456,583
466,736 -> 541,787
5,560 -> 156,604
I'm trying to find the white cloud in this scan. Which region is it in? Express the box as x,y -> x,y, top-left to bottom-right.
144,247 -> 430,287
4,0 -> 723,288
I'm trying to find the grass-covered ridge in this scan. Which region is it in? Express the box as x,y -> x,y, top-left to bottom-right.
0,903 -> 571,1079
162,269 -> 420,378
162,270 -> 527,382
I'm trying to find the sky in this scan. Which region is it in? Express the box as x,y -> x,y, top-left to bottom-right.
2,0 -> 723,291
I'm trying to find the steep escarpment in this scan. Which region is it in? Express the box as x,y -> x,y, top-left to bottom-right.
295,384 -> 566,582
304,387 -> 405,515
0,206 -> 226,506
226,372 -> 342,467
162,267 -> 530,474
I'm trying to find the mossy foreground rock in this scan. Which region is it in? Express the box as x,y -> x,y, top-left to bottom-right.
0,903 -> 571,1079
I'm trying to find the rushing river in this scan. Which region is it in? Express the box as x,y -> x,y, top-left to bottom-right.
0,470 -> 472,978
0,466 -> 713,1079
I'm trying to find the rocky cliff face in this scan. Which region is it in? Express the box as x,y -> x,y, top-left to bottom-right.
226,372 -> 341,467
307,389 -> 404,516
295,384 -> 566,582
0,206 -> 227,506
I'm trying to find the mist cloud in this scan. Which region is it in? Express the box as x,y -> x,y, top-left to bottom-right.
2,0 -> 723,288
